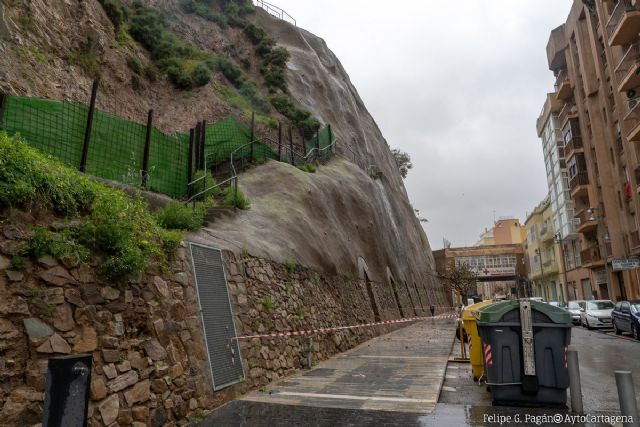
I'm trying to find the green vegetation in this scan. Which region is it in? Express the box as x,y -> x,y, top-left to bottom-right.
262,296 -> 274,311
241,247 -> 249,258
127,57 -> 143,74
180,0 -> 228,27
295,307 -> 306,318
222,186 -> 250,210
68,43 -> 100,79
297,163 -> 316,173
28,286 -> 57,316
98,0 -> 128,32
0,132 -> 183,281
10,256 -> 26,270
155,201 -> 208,231
270,95 -> 320,138
286,258 -> 297,274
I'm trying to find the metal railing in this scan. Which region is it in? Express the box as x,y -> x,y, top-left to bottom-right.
564,135 -> 583,155
569,171 -> 589,192
559,103 -> 577,125
623,96 -> 640,136
614,43 -> 640,84
607,0 -> 636,41
580,246 -> 602,265
254,0 -> 296,26
554,69 -> 570,92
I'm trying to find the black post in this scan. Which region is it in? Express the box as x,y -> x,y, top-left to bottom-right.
316,125 -> 321,160
289,125 -> 294,166
0,93 -> 6,123
250,112 -> 255,162
200,120 -> 206,170
194,122 -> 201,172
187,128 -> 194,198
328,124 -> 334,151
141,109 -> 154,189
80,80 -> 99,172
278,122 -> 282,161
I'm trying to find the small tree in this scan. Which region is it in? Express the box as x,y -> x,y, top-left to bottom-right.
392,148 -> 412,179
438,261 -> 478,303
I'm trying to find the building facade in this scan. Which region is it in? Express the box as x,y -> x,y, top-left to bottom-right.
540,0 -> 640,301
474,218 -> 526,246
524,197 -> 567,302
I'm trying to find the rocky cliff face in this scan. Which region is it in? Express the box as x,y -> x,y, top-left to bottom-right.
0,1 -> 444,300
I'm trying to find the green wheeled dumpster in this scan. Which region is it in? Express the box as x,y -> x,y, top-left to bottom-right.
476,299 -> 572,407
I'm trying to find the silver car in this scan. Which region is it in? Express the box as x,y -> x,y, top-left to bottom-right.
580,300 -> 615,329
567,300 -> 585,325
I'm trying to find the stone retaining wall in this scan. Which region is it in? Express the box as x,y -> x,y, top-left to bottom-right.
0,222 -> 435,426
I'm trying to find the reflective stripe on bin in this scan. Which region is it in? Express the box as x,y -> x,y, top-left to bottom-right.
484,343 -> 493,366
564,346 -> 568,369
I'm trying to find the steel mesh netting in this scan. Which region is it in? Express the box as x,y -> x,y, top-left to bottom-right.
204,117 -> 278,167
0,96 -> 88,168
304,125 -> 332,154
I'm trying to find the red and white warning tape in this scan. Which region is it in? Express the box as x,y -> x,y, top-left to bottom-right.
484,343 -> 493,366
233,312 -> 457,341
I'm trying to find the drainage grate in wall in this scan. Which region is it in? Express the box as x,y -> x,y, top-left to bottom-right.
189,243 -> 245,390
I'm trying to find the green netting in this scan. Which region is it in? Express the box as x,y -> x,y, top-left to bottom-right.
147,130 -> 189,198
85,109 -> 147,188
203,117 -> 277,167
0,97 -> 88,168
305,125 -> 332,154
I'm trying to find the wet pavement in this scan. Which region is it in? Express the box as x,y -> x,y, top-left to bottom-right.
200,322 -> 640,426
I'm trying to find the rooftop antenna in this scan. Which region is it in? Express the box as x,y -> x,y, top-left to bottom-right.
493,210 -> 496,224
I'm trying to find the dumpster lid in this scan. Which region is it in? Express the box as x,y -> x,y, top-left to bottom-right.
475,299 -> 570,324
462,300 -> 495,321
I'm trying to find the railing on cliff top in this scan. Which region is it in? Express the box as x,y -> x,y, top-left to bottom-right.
253,0 -> 296,26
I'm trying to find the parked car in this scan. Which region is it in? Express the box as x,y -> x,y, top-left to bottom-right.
612,300 -> 640,340
580,300 -> 614,329
547,301 -> 565,308
529,297 -> 545,303
567,300 -> 586,325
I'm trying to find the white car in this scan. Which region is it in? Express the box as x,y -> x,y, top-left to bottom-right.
580,300 -> 614,329
567,300 -> 586,325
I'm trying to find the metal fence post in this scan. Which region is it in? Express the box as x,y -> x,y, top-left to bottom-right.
328,124 -> 334,152
187,128 -> 194,198
0,92 -> 6,124
567,349 -> 583,413
250,112 -> 255,162
194,122 -> 201,172
289,125 -> 294,166
141,109 -> 153,189
80,80 -> 99,172
278,122 -> 282,161
615,371 -> 639,427
200,120 -> 206,171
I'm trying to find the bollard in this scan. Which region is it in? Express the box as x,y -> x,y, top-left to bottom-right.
430,306 -> 435,317
615,371 -> 639,427
567,349 -> 583,413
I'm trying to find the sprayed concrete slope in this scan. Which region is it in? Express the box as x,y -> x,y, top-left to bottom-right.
195,10 -> 439,289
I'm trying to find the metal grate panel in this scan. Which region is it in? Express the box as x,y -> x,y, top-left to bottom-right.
189,243 -> 245,390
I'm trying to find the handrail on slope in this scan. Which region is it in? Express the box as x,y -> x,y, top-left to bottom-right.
254,0 -> 296,26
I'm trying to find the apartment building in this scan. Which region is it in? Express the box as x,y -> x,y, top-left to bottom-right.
536,94 -> 594,301
540,0 -> 640,301
474,218 -> 526,246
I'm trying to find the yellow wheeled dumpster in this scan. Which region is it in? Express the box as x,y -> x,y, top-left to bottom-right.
462,300 -> 495,381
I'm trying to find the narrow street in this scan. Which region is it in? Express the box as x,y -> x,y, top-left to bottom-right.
201,323 -> 639,427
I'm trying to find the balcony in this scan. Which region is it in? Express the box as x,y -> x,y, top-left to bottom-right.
607,0 -> 640,47
564,134 -> 584,158
547,24 -> 568,71
542,259 -> 559,274
623,97 -> 640,141
575,207 -> 598,234
555,70 -> 573,101
570,172 -> 590,198
580,246 -> 604,268
615,43 -> 640,92
559,103 -> 578,127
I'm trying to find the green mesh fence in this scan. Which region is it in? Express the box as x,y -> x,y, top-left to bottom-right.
0,96 -> 88,168
0,94 -> 332,201
305,125 -> 333,154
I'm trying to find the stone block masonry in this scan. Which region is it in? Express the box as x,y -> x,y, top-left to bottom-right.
0,220 -> 427,426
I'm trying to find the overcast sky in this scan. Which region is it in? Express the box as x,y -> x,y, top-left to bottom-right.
271,0 -> 573,249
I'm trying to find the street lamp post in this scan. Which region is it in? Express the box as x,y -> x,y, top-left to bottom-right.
587,207 -> 613,300
535,248 -> 545,299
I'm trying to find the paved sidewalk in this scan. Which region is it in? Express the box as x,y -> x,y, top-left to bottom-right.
200,319 -> 456,425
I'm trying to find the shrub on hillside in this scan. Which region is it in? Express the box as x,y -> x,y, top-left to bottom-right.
155,201 -> 206,231
222,187 -> 250,210
0,132 -> 182,280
